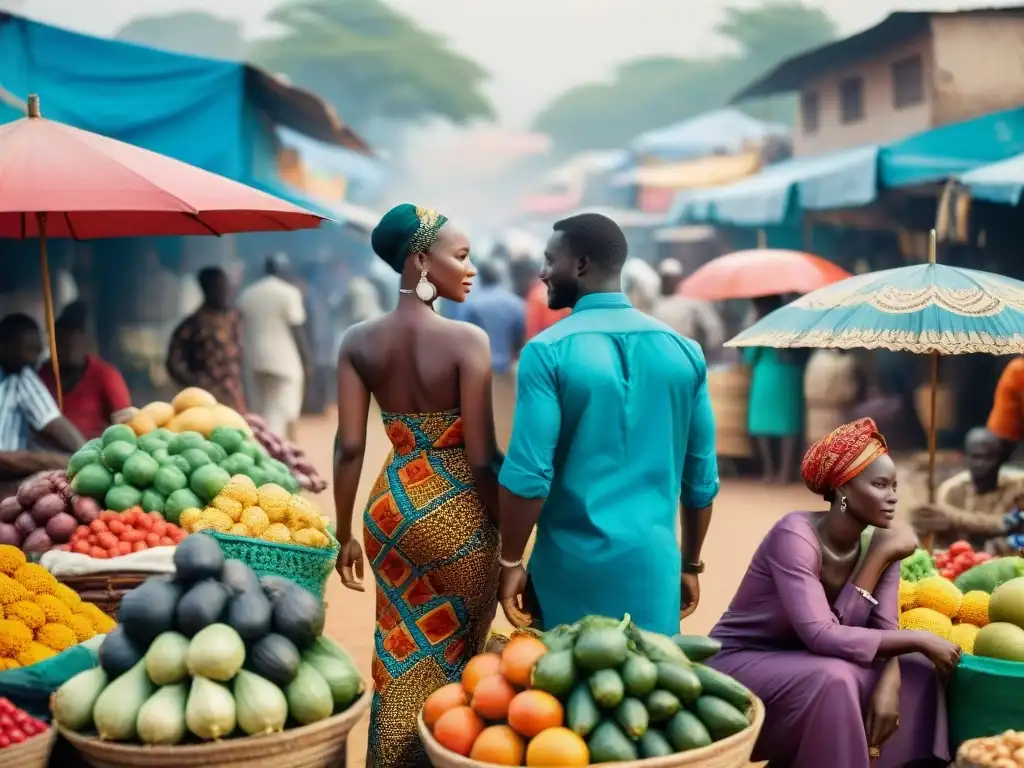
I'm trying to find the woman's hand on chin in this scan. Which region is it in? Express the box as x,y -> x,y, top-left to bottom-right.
868,520 -> 919,564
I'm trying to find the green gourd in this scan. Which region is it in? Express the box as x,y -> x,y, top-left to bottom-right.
185,676 -> 236,741
186,624 -> 245,681
92,661 -> 154,741
303,650 -> 364,709
285,662 -> 334,725
53,667 -> 108,732
233,670 -> 288,735
145,632 -> 191,686
137,684 -> 188,746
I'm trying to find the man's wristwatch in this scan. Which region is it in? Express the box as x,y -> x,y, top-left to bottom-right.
683,560 -> 705,575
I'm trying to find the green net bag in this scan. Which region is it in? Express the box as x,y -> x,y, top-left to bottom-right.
949,654 -> 1024,751
209,530 -> 340,598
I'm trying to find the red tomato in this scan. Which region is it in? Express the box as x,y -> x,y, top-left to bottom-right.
72,541 -> 91,555
135,514 -> 154,531
99,510 -> 116,522
107,519 -> 126,536
89,547 -> 109,559
159,536 -> 173,547
940,568 -> 956,580
86,534 -> 98,546
8,728 -> 25,744
934,552 -> 949,566
151,521 -> 167,537
0,714 -> 13,729
75,525 -> 90,539
132,541 -> 148,553
122,529 -> 145,543
117,541 -> 133,556
949,540 -> 973,556
120,509 -> 136,525
97,533 -> 119,551
89,519 -> 108,534
144,533 -> 161,547
149,511 -> 164,522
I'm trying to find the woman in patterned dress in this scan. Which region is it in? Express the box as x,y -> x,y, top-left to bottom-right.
333,204 -> 501,767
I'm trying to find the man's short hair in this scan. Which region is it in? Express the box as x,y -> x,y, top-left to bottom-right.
0,313 -> 39,339
553,213 -> 628,272
198,267 -> 226,294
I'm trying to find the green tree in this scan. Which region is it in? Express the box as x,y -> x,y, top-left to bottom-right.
533,1 -> 837,156
115,12 -> 247,61
251,0 -> 494,138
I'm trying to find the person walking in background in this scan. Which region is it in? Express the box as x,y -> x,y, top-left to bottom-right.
463,260 -> 525,448
298,262 -> 336,415
745,295 -> 805,484
166,267 -> 246,414
39,302 -> 133,440
525,279 -> 570,340
236,254 -> 312,441
987,356 -> 1024,450
497,213 -> 719,636
651,258 -> 726,362
332,204 -> 500,768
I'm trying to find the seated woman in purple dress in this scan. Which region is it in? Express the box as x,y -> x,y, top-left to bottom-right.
709,418 -> 960,768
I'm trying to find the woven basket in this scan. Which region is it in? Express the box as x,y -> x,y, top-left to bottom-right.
57,572 -> 151,618
0,727 -> 55,767
209,530 -> 340,598
57,689 -> 369,768
417,696 -> 765,768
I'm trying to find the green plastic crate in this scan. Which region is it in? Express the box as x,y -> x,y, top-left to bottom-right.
209,529 -> 340,598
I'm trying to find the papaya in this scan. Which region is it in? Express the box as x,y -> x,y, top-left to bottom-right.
645,689 -> 681,723
53,667 -> 108,731
530,648 -> 576,696
565,684 -> 600,738
692,664 -> 751,711
621,653 -> 658,697
137,683 -> 188,745
672,634 -> 722,662
92,661 -> 154,741
692,695 -> 750,741
588,668 -> 624,709
614,697 -> 649,740
587,721 -> 638,762
664,709 -> 713,751
638,729 -> 674,758
655,661 -> 701,703
285,662 -> 334,725
573,626 -> 628,671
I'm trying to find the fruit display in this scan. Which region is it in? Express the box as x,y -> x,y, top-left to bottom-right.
53,533 -> 363,746
129,388 -> 251,439
934,541 -> 992,581
0,471 -> 98,554
68,422 -> 300,527
899,575 -> 988,653
67,509 -> 186,560
0,547 -> 116,668
245,414 -> 326,494
973,577 -> 1024,662
178,477 -> 333,549
955,557 -> 1024,594
900,549 -> 937,582
956,730 -> 1024,766
422,616 -> 755,765
0,697 -> 49,748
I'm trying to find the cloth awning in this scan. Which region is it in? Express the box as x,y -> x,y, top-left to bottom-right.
613,152 -> 761,190
632,108 -> 788,160
959,153 -> 1024,205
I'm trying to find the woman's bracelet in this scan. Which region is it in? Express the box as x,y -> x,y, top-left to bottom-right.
498,556 -> 523,568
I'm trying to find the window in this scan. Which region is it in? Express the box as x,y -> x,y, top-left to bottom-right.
892,55 -> 924,108
839,76 -> 864,123
801,91 -> 820,134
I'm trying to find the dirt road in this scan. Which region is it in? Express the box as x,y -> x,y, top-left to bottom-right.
302,405 -> 807,766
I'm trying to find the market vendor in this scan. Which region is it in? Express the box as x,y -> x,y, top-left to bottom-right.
0,313 -> 85,487
911,426 -> 1024,553
38,302 -> 134,440
986,356 -> 1024,447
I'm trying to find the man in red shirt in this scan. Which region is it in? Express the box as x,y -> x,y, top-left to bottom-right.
38,302 -> 133,440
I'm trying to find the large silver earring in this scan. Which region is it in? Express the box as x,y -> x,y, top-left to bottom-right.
415,269 -> 437,302
840,496 -> 848,513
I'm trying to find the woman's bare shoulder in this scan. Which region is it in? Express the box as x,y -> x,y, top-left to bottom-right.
436,316 -> 490,354
338,314 -> 391,355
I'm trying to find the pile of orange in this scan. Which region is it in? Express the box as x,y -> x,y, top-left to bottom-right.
423,634 -> 589,766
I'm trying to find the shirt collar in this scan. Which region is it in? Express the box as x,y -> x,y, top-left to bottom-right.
572,292 -> 632,313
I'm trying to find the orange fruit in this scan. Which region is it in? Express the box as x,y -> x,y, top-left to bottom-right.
469,724 -> 526,765
507,690 -> 564,738
471,674 -> 518,721
423,683 -> 467,728
500,634 -> 548,687
433,705 -> 484,756
461,653 -> 501,695
526,727 -> 589,766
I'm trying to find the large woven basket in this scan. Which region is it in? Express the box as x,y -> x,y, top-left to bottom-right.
209,530 -> 340,598
57,689 -> 369,768
417,696 -> 765,768
0,727 -> 55,767
57,572 -> 151,617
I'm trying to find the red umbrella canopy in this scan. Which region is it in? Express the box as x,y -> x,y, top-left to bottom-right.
679,249 -> 852,301
0,96 -> 327,238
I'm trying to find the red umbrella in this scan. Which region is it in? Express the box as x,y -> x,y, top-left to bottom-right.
0,94 -> 328,407
679,249 -> 852,301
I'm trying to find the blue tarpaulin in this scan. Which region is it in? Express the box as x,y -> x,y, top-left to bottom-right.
959,152 -> 1024,205
632,108 -> 788,161
278,127 -> 386,200
672,106 -> 1024,226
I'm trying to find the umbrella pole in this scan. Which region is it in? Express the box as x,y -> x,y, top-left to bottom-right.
927,350 -> 938,504
37,212 -> 62,411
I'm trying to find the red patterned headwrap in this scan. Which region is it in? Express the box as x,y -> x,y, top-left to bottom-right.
801,417 -> 889,498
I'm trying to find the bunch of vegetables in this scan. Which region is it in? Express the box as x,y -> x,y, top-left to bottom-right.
957,729 -> 1024,766
52,533 -> 363,745
955,556 -> 1024,594
933,540 -> 992,581
0,471 -> 97,554
68,509 -> 186,560
179,476 -> 332,549
424,615 -> 753,765
899,549 -> 937,582
68,420 -> 300,528
245,414 -> 326,494
0,546 -> 115,668
0,697 -> 49,748
899,575 -> 989,654
127,388 -> 250,439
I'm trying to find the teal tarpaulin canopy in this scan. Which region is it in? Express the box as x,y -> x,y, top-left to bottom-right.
671,106 -> 1024,226
959,152 -> 1024,205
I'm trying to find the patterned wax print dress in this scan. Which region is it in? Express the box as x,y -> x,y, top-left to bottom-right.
363,408 -> 500,767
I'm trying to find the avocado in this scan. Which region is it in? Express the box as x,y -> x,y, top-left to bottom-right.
530,649 -> 576,696
656,661 -> 702,703
574,626 -> 629,671
665,709 -> 713,751
614,697 -> 649,740
565,684 -> 600,738
672,633 -> 722,662
587,721 -> 637,762
588,668 -> 625,709
621,652 -> 658,697
645,689 -> 681,723
692,664 -> 752,711
692,695 -> 750,741
638,729 -> 674,758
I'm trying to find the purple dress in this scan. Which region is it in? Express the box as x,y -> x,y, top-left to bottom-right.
709,513 -> 948,768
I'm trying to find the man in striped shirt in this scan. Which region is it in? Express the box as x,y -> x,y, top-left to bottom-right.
0,314 -> 83,478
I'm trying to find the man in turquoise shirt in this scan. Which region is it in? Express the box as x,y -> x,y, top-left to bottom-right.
497,213 -> 719,636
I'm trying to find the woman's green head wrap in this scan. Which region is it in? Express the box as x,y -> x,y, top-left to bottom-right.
371,203 -> 449,273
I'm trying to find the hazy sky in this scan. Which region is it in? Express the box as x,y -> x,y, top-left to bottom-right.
4,0 -> 1020,126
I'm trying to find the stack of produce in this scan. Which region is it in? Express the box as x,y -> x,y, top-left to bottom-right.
67,509 -> 186,560
53,533 -> 364,745
0,547 -> 115,668
956,730 -> 1024,766
128,388 -> 250,438
423,616 -> 754,764
245,414 -> 326,494
934,541 -> 992,581
955,557 -> 1024,594
178,477 -> 333,549
899,576 -> 989,653
900,549 -> 938,582
972,577 -> 1024,662
0,471 -> 89,554
68,422 -> 299,527
0,697 -> 49,748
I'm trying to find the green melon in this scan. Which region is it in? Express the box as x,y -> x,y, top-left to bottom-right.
988,577 -> 1024,629
974,622 -> 1024,662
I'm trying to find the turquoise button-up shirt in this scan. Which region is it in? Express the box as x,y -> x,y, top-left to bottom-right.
499,292 -> 719,635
